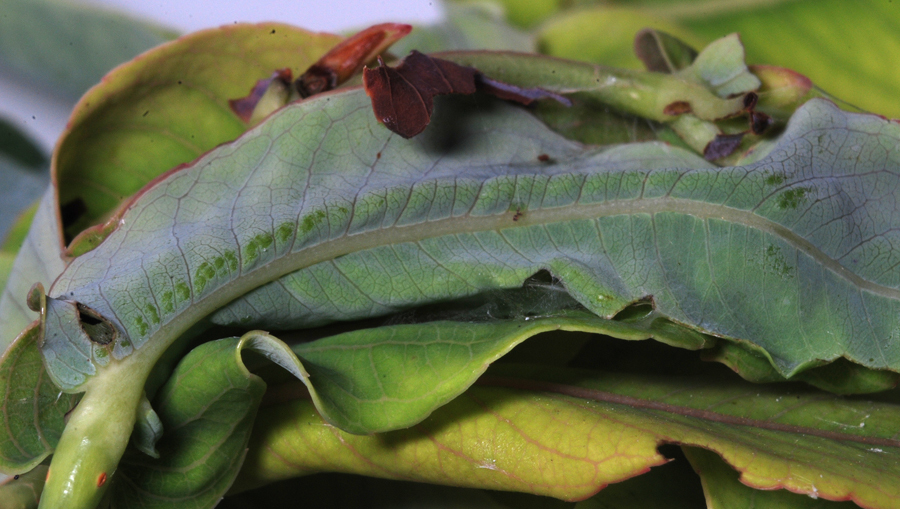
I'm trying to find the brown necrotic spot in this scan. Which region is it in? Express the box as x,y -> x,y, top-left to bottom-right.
749,111 -> 773,135
742,91 -> 758,110
663,101 -> 692,115
703,133 -> 744,160
97,472 -> 107,487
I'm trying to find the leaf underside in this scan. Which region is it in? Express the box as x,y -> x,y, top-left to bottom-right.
42,90 -> 900,396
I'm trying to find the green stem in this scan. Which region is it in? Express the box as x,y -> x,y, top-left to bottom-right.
437,51 -> 748,122
38,358 -> 150,509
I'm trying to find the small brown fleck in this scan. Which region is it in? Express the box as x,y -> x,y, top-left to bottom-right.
537,154 -> 550,162
749,111 -> 773,135
742,91 -> 758,110
663,101 -> 691,115
703,133 -> 744,160
512,210 -> 524,222
97,472 -> 107,487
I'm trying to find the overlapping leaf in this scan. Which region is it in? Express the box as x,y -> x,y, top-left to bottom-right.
54,23 -> 342,247
108,334 -> 299,508
0,464 -> 48,509
480,0 -> 900,118
221,455 -> 705,508
682,446 -> 859,509
0,324 -> 79,472
4,8 -> 900,507
38,78 -> 900,397
234,363 -> 900,507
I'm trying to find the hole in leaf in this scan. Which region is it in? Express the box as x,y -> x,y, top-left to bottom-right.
60,198 -> 88,237
76,303 -> 117,345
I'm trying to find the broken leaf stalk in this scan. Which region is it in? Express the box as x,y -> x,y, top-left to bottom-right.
436,52 -> 753,124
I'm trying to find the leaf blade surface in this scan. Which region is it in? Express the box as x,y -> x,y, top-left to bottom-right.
38,87 -> 900,392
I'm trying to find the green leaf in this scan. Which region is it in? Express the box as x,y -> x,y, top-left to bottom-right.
0,119 -> 48,248
453,0 -> 561,28
531,0 -> 900,118
108,333 -> 300,508
55,23 -> 343,246
438,51 -> 749,122
0,188 -> 66,353
633,28 -> 698,73
573,447 -> 705,508
703,341 -> 900,394
0,201 -> 41,297
530,99 -> 674,147
0,464 -> 48,509
223,472 -> 575,508
293,306 -> 711,434
391,2 -> 534,55
28,51 -> 900,507
536,6 -> 703,69
0,323 -> 79,474
675,33 -> 759,98
0,118 -> 47,170
0,0 -> 177,101
682,446 -> 859,508
40,85 -> 900,393
672,0 -> 900,119
234,364 -> 900,506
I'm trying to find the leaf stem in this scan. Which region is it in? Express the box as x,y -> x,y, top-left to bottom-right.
38,358 -> 151,509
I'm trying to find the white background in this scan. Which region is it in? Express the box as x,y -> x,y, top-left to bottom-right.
1,0 -> 443,152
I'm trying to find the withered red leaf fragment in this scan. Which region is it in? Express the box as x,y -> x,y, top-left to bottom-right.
297,23 -> 412,97
230,23 -> 411,122
363,51 -> 477,139
363,50 -> 571,139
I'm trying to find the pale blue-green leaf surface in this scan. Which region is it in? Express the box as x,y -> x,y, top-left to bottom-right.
36,89 -> 900,397
0,188 -> 67,353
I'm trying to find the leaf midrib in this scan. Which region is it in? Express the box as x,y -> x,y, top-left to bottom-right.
137,194 -> 896,367
481,375 -> 900,449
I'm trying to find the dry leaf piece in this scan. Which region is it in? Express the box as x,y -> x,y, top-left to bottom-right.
230,23 -> 412,122
363,50 -> 571,138
296,23 -> 412,97
363,51 -> 477,138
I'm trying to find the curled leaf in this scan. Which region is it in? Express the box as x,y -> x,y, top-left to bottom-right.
634,28 -> 698,73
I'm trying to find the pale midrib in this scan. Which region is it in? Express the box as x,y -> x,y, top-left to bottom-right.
481,376 -> 900,449
135,195 -> 900,364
